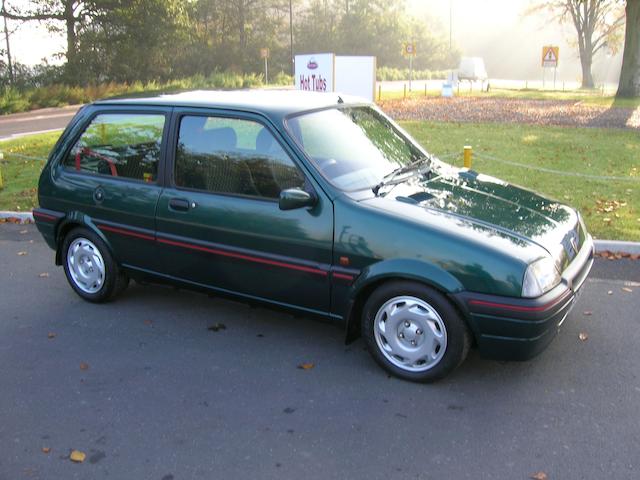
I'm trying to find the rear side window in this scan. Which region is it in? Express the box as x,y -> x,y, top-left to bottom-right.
63,113 -> 165,183
175,116 -> 305,198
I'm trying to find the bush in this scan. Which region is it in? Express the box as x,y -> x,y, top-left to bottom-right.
0,87 -> 30,113
0,70 -> 297,115
271,71 -> 293,86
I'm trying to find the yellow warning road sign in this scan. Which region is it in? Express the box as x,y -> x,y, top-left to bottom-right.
542,46 -> 559,68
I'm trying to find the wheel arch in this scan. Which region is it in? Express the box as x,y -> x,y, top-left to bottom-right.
54,212 -> 113,265
344,258 -> 471,344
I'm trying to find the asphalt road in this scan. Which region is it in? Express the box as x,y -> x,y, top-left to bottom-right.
1,223 -> 639,480
0,105 -> 80,140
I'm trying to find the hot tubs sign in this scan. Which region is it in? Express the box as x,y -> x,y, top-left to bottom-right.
295,53 -> 334,93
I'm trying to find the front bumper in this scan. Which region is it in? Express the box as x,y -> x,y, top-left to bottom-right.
452,235 -> 594,360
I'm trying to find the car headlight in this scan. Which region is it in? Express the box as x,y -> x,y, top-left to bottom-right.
522,257 -> 561,298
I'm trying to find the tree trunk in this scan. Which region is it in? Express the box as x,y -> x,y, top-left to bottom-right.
617,0 -> 640,98
64,0 -> 78,81
2,0 -> 13,85
580,51 -> 595,89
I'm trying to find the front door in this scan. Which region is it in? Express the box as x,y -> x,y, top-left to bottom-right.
155,111 -> 333,315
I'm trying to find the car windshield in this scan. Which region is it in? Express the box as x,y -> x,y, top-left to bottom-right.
286,106 -> 428,191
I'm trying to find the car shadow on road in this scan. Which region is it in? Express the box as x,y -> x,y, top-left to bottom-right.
113,279 -> 537,390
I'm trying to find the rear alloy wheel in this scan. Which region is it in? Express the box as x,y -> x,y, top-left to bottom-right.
62,227 -> 128,303
362,281 -> 470,382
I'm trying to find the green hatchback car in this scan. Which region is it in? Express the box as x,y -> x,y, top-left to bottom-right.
34,90 -> 593,382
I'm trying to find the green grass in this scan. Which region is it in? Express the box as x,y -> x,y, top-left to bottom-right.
0,132 -> 61,211
400,121 -> 640,240
378,87 -> 640,109
1,123 -> 639,240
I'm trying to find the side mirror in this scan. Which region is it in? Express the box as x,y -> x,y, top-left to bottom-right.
279,188 -> 317,211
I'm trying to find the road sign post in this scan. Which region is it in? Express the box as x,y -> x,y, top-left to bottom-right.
409,55 -> 413,92
403,42 -> 416,92
260,48 -> 270,84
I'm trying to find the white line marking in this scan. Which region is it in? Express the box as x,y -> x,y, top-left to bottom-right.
0,128 -> 64,141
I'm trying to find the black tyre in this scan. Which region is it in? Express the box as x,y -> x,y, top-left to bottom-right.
61,227 -> 129,303
362,281 -> 470,382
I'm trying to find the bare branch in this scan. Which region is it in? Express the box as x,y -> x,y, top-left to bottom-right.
0,7 -> 64,21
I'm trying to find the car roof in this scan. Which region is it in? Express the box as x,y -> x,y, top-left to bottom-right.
93,89 -> 368,119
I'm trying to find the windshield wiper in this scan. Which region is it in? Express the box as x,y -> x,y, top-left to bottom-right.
372,156 -> 432,196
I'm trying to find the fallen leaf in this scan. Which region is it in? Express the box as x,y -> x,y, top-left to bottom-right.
607,290 -> 613,295
622,287 -> 633,293
297,363 -> 315,370
17,251 -> 27,256
47,332 -> 56,339
530,472 -> 548,480
207,323 -> 227,332
69,450 -> 86,463
41,447 -> 51,454
579,332 -> 589,342
143,319 -> 153,326
39,273 -> 50,278
80,362 -> 89,371
19,229 -> 28,234
583,311 -> 592,316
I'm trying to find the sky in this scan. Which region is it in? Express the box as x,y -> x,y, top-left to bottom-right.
5,0 -> 623,83
408,0 -> 622,83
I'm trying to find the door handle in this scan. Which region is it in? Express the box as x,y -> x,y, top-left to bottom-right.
168,198 -> 191,212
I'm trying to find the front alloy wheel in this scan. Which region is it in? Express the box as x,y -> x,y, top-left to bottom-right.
373,296 -> 447,372
362,281 -> 470,382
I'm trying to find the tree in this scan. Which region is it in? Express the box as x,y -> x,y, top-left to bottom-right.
616,0 -> 639,97
530,0 -> 625,88
0,0 -> 89,80
74,0 -> 190,83
294,0 -> 457,71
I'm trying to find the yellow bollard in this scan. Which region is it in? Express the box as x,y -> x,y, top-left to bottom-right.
463,146 -> 473,169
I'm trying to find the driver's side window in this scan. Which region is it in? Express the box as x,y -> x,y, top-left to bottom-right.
174,116 -> 305,199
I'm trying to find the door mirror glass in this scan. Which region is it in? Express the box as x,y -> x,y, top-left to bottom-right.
279,188 -> 316,210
